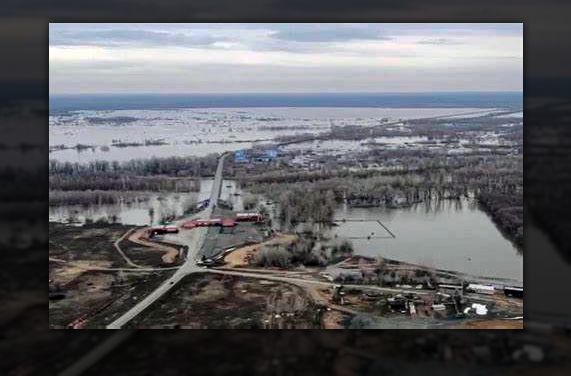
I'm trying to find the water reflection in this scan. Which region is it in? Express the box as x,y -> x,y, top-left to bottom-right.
300,198 -> 523,282
49,179 -> 245,225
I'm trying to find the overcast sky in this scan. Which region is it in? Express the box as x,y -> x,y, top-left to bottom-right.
49,23 -> 523,94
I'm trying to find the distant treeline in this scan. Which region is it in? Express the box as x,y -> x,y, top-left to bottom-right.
228,149 -> 522,185
110,139 -> 168,147
85,116 -> 139,125
477,191 -> 524,248
242,156 -> 522,204
274,117 -> 522,146
49,190 -> 152,206
50,175 -> 200,192
49,154 -> 219,178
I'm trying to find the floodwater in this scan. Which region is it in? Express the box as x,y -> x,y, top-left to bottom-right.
281,133 -> 516,155
302,198 -> 523,283
49,180 -> 245,226
496,111 -> 523,118
49,107 -> 490,163
50,181 -> 522,283
281,136 -> 429,152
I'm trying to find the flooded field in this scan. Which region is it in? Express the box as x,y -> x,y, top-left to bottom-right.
300,198 -> 523,283
496,111 -> 523,118
49,107 -> 491,163
49,180 -> 245,225
281,136 -> 430,152
281,133 -> 517,156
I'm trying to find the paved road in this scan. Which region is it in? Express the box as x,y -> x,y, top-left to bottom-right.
106,153 -> 227,329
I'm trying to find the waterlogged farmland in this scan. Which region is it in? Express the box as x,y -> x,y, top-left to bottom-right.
49,107 -> 493,163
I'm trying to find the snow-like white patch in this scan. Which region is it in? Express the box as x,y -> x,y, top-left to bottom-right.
471,303 -> 488,315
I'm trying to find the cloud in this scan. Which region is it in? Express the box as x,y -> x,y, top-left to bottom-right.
417,38 -> 463,45
268,24 -> 391,42
49,29 -> 224,48
49,23 -> 523,94
49,61 -> 523,94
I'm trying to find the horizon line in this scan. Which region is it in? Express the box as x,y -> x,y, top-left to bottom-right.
50,90 -> 523,96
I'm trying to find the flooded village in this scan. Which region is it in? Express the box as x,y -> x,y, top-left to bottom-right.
49,107 -> 523,329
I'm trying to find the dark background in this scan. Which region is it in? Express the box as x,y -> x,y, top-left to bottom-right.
2,1 -> 571,375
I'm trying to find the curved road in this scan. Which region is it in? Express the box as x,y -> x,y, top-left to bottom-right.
106,153 -> 227,329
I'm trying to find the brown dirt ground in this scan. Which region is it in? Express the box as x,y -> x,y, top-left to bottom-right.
322,310 -> 347,329
50,259 -> 113,285
128,228 -> 180,264
223,234 -> 297,267
128,273 -> 320,329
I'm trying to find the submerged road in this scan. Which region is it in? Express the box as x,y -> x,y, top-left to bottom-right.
106,153 -> 227,329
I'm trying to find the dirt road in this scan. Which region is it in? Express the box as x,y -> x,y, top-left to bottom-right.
128,228 -> 180,264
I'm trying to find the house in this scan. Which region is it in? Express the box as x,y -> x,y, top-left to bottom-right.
250,149 -> 278,163
467,284 -> 495,295
438,284 -> 464,295
234,150 -> 249,163
264,149 -> 278,159
236,212 -> 264,222
148,225 -> 179,236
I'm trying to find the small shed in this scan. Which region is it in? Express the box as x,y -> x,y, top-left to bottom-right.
236,212 -> 264,222
504,286 -> 523,298
467,284 -> 495,295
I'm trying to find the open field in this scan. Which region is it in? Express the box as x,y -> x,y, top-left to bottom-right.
49,222 -> 179,328
127,273 -> 320,329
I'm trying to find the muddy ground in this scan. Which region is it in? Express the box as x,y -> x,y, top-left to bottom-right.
224,233 -> 297,267
49,222 -> 129,267
50,261 -> 175,329
84,269 -> 176,328
49,222 -> 176,328
127,273 -> 322,329
120,229 -> 183,267
201,220 -> 266,259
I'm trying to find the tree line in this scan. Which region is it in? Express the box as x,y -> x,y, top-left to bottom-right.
50,175 -> 200,192
49,154 -> 220,178
278,188 -> 337,227
477,191 -> 524,248
49,190 -> 152,207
